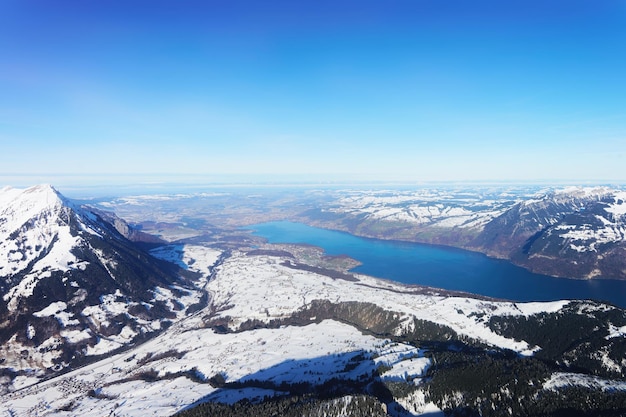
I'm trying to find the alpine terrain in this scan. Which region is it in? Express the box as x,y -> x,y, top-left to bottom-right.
300,186 -> 626,279
0,185 -> 204,393
1,185 -> 626,417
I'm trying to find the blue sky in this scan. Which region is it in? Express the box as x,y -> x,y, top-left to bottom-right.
1,0 -> 626,185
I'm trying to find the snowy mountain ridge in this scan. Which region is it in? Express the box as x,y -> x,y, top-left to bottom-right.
475,186 -> 626,278
325,188 -> 511,229
0,185 -> 80,282
0,185 -> 205,391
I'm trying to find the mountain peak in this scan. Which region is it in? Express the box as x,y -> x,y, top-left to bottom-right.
1,183 -> 67,214
25,183 -> 57,193
0,185 -> 70,240
0,185 -> 197,384
23,183 -> 66,203
0,185 -> 80,285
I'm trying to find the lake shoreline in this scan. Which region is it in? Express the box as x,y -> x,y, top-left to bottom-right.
249,221 -> 626,308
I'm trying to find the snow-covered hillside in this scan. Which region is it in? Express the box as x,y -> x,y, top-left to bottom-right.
473,187 -> 626,278
0,185 -> 208,391
0,185 -> 84,285
1,319 -> 428,416
546,189 -> 626,253
0,247 -> 447,416
4,245 -> 624,416
325,189 -> 513,229
206,252 -> 566,355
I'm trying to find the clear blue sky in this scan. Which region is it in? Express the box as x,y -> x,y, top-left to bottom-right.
1,0 -> 626,184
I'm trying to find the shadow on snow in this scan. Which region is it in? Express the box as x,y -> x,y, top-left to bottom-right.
177,349 -> 439,416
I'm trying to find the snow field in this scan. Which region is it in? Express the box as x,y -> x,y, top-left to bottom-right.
544,372 -> 626,392
392,389 -> 445,416
606,323 -> 626,339
163,321 -> 385,384
0,320 -> 434,416
605,191 -> 626,216
329,189 -> 511,230
150,245 -> 222,312
150,245 -> 221,280
34,302 -> 79,326
374,344 -> 430,383
209,252 -> 567,354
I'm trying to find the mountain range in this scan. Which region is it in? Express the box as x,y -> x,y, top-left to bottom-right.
1,184 -> 626,417
301,186 -> 626,279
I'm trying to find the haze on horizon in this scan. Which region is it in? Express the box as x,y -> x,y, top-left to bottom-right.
2,0 -> 626,184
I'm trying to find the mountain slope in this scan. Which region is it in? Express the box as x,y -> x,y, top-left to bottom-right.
0,185 -> 203,390
2,247 -> 626,417
298,186 -> 626,280
471,187 -> 626,279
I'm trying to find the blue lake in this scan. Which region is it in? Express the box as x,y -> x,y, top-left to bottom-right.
249,221 -> 626,308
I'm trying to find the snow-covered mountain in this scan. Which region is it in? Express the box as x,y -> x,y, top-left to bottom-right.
0,185 -> 204,390
473,187 -> 626,278
302,186 -> 626,279
324,188 -> 514,230
3,184 -> 626,416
